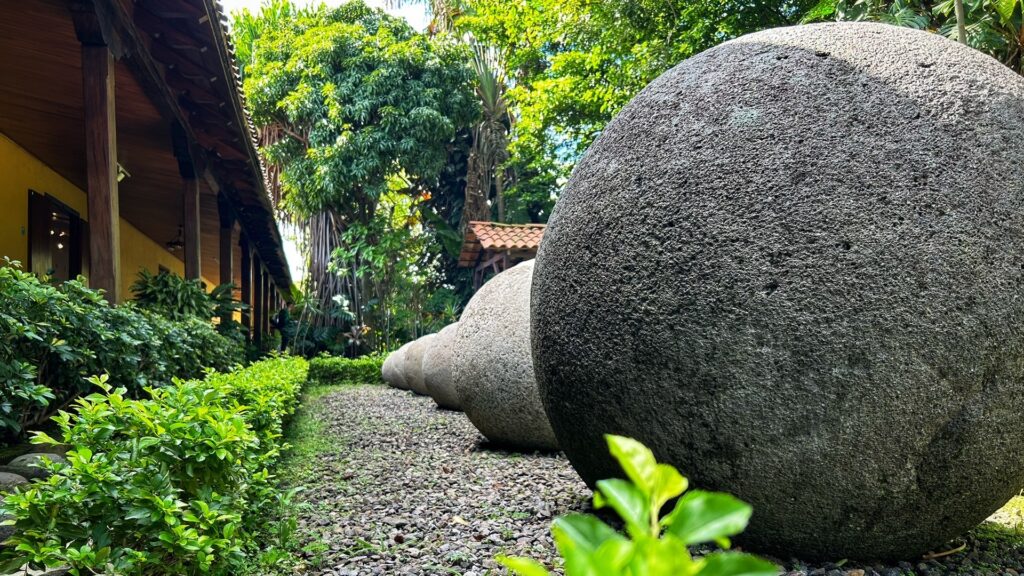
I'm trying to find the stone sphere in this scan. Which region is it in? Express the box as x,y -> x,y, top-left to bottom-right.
454,260 -> 557,450
423,323 -> 461,410
531,22 -> 1024,561
389,344 -> 412,390
403,334 -> 436,395
381,351 -> 402,388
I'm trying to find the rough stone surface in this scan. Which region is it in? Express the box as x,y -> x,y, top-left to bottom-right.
531,22 -> 1024,561
381,352 -> 402,388
0,465 -> 49,481
8,453 -> 66,470
454,260 -> 557,450
0,473 -> 27,493
389,343 -> 412,390
422,323 -> 461,410
403,335 -> 436,396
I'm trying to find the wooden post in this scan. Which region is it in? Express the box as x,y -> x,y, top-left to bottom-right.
240,235 -> 252,342
217,193 -> 233,325
262,273 -> 272,338
172,122 -> 202,280
182,178 -> 201,279
81,44 -> 120,302
252,256 -> 263,350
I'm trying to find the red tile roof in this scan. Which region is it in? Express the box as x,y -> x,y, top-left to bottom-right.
458,221 -> 546,267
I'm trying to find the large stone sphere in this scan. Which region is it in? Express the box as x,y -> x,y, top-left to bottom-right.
423,323 -> 461,410
403,334 -> 436,395
531,22 -> 1024,561
454,260 -> 558,450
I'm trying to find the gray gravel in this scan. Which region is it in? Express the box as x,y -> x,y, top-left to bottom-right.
281,385 -> 1024,576
285,385 -> 589,575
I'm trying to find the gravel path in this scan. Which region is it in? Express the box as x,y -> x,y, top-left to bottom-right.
284,385 -> 589,575
282,385 -> 1024,576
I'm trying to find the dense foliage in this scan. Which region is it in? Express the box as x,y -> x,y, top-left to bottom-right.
307,354 -> 385,386
0,261 -> 242,442
235,0 -> 476,354
131,269 -> 247,342
0,356 -> 309,575
501,435 -> 776,576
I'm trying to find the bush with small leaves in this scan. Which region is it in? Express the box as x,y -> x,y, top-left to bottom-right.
0,356 -> 308,576
0,260 -> 242,443
500,435 -> 777,576
307,354 -> 385,386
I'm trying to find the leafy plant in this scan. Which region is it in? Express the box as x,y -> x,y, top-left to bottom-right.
0,356 -> 309,576
500,435 -> 777,576
0,260 -> 242,442
307,354 -> 385,386
130,269 -> 214,321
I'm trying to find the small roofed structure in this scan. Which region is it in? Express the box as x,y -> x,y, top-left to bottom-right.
458,221 -> 546,289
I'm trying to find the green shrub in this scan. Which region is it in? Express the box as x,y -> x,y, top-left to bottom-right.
0,261 -> 242,442
500,435 -> 777,576
307,354 -> 384,386
0,356 -> 309,576
131,269 -> 248,342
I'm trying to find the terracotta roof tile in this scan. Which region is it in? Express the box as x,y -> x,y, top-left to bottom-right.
458,221 -> 546,267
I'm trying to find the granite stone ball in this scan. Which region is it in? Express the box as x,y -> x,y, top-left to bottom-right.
8,453 -> 67,470
531,22 -> 1024,561
454,260 -> 557,450
403,334 -> 436,396
389,344 -> 412,390
423,323 -> 461,410
381,352 -> 402,388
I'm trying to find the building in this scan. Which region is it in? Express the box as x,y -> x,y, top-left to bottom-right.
0,0 -> 291,344
458,221 -> 546,289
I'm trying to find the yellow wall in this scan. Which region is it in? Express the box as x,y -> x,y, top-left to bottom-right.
0,132 -> 213,302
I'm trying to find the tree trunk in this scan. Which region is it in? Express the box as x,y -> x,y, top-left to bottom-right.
496,167 -> 506,223
955,0 -> 967,44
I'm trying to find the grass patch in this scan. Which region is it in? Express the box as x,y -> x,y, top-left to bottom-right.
238,384 -> 345,575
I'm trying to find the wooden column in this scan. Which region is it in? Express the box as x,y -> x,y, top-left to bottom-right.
239,235 -> 252,342
80,41 -> 120,302
266,270 -> 274,334
217,193 -> 233,325
173,123 -> 201,280
182,178 -> 201,279
252,256 -> 263,350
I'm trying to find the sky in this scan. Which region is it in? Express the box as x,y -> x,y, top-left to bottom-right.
218,0 -> 430,283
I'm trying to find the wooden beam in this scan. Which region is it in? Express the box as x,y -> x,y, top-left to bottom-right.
81,43 -> 120,303
240,235 -> 252,342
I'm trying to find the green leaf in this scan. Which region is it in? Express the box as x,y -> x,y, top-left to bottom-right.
993,0 -> 1019,23
695,552 -> 779,576
551,513 -> 624,554
605,435 -> 657,496
663,490 -> 753,546
497,556 -> 551,576
650,463 -> 687,512
595,478 -> 651,538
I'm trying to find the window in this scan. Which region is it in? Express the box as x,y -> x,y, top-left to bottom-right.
28,191 -> 86,282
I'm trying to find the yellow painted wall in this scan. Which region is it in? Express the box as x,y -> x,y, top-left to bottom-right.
0,132 -> 214,302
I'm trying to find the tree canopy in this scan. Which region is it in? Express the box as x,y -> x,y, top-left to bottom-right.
243,1 -> 478,219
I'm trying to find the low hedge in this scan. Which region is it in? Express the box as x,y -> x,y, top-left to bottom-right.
307,354 -> 385,386
0,261 -> 243,442
0,355 -> 309,575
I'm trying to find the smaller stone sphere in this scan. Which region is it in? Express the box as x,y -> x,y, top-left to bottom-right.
453,260 -> 557,450
389,344 -> 412,390
403,334 -> 436,395
423,323 -> 461,410
381,353 -> 402,388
